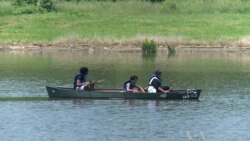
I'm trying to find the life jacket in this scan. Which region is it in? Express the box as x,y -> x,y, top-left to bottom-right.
148,75 -> 161,86
73,73 -> 86,89
123,80 -> 136,91
148,75 -> 161,93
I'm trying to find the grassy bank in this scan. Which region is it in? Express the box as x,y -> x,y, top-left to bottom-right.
1,0 -> 250,47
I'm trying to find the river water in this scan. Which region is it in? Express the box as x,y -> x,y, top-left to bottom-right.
0,48 -> 250,141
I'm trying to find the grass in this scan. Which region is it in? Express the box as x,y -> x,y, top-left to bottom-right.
1,0 -> 250,47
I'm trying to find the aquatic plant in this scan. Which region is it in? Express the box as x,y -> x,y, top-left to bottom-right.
141,39 -> 157,55
167,45 -> 176,55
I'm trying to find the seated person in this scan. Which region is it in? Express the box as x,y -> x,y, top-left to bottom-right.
148,70 -> 171,93
124,75 -> 145,93
73,67 -> 94,91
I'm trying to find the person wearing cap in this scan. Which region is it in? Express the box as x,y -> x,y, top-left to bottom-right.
123,75 -> 145,93
73,67 -> 94,91
148,70 -> 171,93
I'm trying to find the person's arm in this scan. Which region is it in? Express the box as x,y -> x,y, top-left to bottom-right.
126,83 -> 133,92
127,83 -> 140,93
151,79 -> 169,93
157,87 -> 169,93
135,85 -> 145,93
76,79 -> 90,87
138,86 -> 145,93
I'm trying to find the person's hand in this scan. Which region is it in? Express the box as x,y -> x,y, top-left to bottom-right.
83,81 -> 90,85
164,90 -> 170,93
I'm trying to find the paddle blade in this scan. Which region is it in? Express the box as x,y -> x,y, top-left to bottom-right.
96,79 -> 105,83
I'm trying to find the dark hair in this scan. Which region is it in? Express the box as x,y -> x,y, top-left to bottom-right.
80,67 -> 88,75
130,75 -> 138,81
154,69 -> 162,76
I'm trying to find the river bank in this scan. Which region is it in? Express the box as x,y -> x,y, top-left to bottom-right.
1,38 -> 250,52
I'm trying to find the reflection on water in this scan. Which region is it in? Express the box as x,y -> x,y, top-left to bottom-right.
0,96 -> 48,101
1,49 -> 250,141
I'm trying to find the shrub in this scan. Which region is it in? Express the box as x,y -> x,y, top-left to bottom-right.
12,0 -> 38,6
167,45 -> 176,55
141,39 -> 157,55
12,0 -> 57,13
164,0 -> 177,10
13,5 -> 39,14
40,0 -> 57,12
148,0 -> 165,3
81,0 -> 117,1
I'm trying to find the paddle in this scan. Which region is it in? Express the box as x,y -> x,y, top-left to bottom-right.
89,79 -> 105,84
84,79 -> 105,91
95,79 -> 105,83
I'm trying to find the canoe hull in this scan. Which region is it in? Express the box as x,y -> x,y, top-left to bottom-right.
46,86 -> 201,100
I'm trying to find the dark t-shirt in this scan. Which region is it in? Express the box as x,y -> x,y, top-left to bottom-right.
73,73 -> 86,89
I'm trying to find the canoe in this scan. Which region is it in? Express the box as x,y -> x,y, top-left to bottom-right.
46,86 -> 201,100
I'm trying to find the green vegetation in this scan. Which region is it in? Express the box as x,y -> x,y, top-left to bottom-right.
167,45 -> 176,56
10,0 -> 57,14
141,39 -> 157,55
1,0 -> 250,47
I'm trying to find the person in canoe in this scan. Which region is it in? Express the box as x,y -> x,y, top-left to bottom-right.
73,67 -> 94,91
124,75 -> 145,93
148,70 -> 171,93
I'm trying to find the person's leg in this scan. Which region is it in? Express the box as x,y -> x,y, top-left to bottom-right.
148,86 -> 157,93
76,85 -> 85,91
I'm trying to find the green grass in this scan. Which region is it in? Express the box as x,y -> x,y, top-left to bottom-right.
1,0 -> 250,46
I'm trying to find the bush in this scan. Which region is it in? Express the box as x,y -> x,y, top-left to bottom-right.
164,0 -> 177,10
13,5 -> 39,14
12,0 -> 57,13
81,0 -> 117,1
167,45 -> 176,56
40,0 -> 57,12
141,39 -> 157,55
148,0 -> 165,3
12,0 -> 38,6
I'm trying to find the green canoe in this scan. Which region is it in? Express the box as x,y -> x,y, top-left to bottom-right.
46,86 -> 201,100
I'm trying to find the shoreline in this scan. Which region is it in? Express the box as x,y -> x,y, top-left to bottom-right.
1,38 -> 250,52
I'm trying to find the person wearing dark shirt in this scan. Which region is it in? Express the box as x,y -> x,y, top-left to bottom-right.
148,70 -> 171,93
124,75 -> 145,93
73,67 -> 94,91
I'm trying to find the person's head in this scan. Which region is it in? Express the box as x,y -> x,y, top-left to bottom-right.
130,75 -> 138,84
80,67 -> 88,75
130,75 -> 138,81
153,69 -> 162,77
